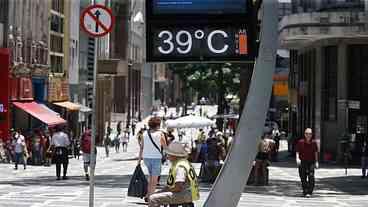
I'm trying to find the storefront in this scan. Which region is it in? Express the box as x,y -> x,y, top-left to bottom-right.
12,101 -> 66,128
0,48 -> 10,141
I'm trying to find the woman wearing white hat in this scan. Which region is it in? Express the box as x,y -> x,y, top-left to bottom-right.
149,142 -> 199,207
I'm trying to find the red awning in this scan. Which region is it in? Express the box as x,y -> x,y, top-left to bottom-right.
12,102 -> 67,126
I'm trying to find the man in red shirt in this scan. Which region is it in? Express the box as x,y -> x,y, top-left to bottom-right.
296,128 -> 319,197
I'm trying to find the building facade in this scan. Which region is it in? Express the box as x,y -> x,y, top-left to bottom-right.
280,0 -> 368,162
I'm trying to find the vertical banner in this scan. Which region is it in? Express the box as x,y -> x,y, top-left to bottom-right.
0,48 -> 10,141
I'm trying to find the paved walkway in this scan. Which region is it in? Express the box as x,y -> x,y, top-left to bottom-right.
1,117 -> 368,207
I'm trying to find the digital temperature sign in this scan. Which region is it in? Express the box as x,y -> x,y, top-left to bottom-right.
146,0 -> 256,62
148,25 -> 249,62
153,0 -> 247,15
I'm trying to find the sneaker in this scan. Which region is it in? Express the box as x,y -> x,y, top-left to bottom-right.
57,177 -> 61,180
305,194 -> 311,198
62,176 -> 68,180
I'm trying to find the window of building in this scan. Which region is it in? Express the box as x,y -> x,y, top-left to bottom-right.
50,35 -> 63,53
51,0 -> 64,14
322,46 -> 338,121
50,55 -> 63,73
50,14 -> 64,33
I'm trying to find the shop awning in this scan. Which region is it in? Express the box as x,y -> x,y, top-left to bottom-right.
53,101 -> 81,111
12,102 -> 67,126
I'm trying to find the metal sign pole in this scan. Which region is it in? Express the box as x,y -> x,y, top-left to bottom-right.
89,2 -> 98,207
203,1 -> 279,207
89,36 -> 98,207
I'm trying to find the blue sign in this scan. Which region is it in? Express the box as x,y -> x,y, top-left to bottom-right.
153,0 -> 247,14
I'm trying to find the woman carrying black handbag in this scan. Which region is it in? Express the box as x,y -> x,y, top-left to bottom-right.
138,117 -> 167,202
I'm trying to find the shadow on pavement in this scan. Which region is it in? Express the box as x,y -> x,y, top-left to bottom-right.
198,177 -> 368,198
113,157 -> 139,162
0,174 -> 134,188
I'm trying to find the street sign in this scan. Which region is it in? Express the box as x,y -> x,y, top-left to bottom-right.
80,4 -> 114,207
80,4 -> 115,37
146,0 -> 256,62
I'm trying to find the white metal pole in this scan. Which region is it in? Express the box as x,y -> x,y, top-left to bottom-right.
89,2 -> 98,207
203,1 -> 279,206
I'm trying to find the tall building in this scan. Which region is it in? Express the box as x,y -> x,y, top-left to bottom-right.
280,0 -> 368,162
0,0 -> 69,134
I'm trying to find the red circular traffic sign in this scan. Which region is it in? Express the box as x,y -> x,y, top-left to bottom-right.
80,4 -> 115,37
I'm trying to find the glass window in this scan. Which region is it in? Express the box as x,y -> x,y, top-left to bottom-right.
51,55 -> 64,73
51,0 -> 64,14
50,35 -> 63,53
50,14 -> 64,33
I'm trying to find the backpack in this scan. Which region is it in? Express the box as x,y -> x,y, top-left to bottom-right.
81,134 -> 91,153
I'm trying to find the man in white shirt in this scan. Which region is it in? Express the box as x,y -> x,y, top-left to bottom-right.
12,130 -> 27,170
50,126 -> 70,180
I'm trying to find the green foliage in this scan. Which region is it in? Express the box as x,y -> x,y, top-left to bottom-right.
168,63 -> 243,98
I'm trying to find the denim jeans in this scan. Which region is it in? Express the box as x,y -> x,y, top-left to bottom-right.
14,152 -> 26,169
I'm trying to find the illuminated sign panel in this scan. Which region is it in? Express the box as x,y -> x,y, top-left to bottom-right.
146,0 -> 255,62
152,0 -> 247,14
151,24 -> 248,62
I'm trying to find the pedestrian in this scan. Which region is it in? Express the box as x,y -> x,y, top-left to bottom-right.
12,130 -> 28,170
137,128 -> 144,147
117,121 -> 122,136
272,128 -> 281,162
114,133 -> 120,153
178,130 -> 184,142
44,131 -> 52,166
104,133 -> 111,158
148,142 -> 199,207
81,130 -> 96,181
0,139 -> 7,163
73,138 -> 80,159
195,128 -> 206,162
121,130 -> 129,152
166,128 -> 176,145
32,134 -> 42,165
254,132 -> 274,185
208,127 -> 216,138
132,120 -> 137,136
296,128 -> 319,197
50,125 -> 71,180
361,138 -> 368,178
138,117 -> 168,202
201,136 -> 226,183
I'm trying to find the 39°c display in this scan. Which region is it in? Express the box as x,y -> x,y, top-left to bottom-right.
150,26 -> 249,62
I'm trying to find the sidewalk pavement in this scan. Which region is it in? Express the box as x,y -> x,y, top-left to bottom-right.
1,111 -> 368,207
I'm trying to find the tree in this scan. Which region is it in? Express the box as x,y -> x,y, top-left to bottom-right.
168,63 -> 244,130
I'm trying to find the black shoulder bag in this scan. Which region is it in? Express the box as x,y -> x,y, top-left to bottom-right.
147,130 -> 167,164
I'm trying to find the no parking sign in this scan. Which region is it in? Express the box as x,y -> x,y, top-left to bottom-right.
80,4 -> 115,37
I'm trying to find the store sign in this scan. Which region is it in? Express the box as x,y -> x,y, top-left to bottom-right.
146,0 -> 255,62
0,49 -> 10,141
348,100 -> 360,109
48,77 -> 69,102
